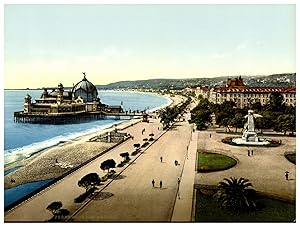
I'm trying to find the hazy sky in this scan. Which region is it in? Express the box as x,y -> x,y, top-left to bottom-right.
4,4 -> 295,89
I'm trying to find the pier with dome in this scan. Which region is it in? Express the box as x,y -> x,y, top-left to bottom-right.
14,73 -> 145,124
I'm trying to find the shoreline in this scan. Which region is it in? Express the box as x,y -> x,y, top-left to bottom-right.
4,93 -> 183,190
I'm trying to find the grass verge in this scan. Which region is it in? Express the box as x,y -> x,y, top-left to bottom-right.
285,153 -> 296,164
197,152 -> 237,172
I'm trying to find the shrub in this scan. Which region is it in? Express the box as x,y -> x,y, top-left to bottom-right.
141,142 -> 150,148
131,150 -> 139,156
221,137 -> 232,144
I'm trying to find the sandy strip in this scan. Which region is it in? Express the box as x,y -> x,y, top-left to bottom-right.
4,94 -> 184,189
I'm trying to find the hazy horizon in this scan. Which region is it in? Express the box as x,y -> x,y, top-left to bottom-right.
4,4 -> 295,89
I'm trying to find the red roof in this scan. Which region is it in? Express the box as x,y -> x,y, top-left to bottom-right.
213,86 -> 296,93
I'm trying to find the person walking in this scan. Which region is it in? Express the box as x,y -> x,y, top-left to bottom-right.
152,179 -> 155,187
251,150 -> 254,156
247,150 -> 250,156
159,180 -> 162,189
160,156 -> 163,163
177,177 -> 181,186
209,133 -> 211,138
285,171 -> 289,180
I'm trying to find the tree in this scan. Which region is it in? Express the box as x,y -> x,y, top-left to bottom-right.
78,172 -> 101,192
220,118 -> 231,132
266,93 -> 284,112
133,143 -> 140,151
120,152 -> 130,161
275,114 -> 295,135
46,201 -> 63,217
190,109 -> 212,130
250,101 -> 262,112
100,159 -> 116,173
229,113 -> 245,132
149,133 -> 154,141
216,177 -> 257,212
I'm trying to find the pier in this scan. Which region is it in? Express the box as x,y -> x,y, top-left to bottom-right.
14,111 -> 146,124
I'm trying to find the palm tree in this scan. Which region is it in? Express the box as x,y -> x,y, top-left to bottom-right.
216,177 -> 257,212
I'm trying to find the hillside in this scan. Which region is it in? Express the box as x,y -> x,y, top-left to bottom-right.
96,73 -> 296,90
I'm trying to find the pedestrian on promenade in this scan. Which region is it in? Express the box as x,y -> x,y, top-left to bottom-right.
247,150 -> 250,156
55,158 -> 58,163
285,171 -> 289,180
174,160 -> 178,166
160,180 -> 162,189
210,133 -> 211,138
152,179 -> 155,187
177,191 -> 180,199
158,127 -> 159,131
177,177 -> 181,186
251,150 -> 253,156
160,156 -> 163,163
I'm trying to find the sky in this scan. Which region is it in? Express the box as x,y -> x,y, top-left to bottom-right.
4,4 -> 296,89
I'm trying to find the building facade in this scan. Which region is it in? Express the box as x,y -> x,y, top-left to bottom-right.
194,77 -> 296,108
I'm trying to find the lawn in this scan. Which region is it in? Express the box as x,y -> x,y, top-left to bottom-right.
195,189 -> 295,222
197,152 -> 237,172
285,153 -> 296,164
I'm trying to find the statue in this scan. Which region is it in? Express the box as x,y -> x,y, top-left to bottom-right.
243,110 -> 262,133
232,109 -> 270,145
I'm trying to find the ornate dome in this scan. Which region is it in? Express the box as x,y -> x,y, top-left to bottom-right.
72,74 -> 98,102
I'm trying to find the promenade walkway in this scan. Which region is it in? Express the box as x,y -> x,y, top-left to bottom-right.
71,120 -> 192,221
171,131 -> 198,222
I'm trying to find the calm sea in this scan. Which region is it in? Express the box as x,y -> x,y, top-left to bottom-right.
4,90 -> 171,208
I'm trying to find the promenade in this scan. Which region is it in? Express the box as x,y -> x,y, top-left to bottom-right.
5,105 -> 197,222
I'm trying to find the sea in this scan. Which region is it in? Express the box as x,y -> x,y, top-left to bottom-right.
4,89 -> 171,208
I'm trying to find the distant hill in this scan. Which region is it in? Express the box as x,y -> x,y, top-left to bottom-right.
96,73 -> 296,90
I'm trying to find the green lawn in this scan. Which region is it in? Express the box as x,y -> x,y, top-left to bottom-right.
195,189 -> 295,222
197,152 -> 237,172
285,153 -> 296,164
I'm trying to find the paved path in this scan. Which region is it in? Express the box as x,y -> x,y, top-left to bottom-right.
171,131 -> 198,222
195,130 -> 296,201
71,120 -> 192,221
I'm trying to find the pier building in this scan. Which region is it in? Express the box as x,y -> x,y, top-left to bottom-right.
14,73 -> 137,124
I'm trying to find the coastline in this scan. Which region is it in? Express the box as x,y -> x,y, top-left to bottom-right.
4,93 -> 183,190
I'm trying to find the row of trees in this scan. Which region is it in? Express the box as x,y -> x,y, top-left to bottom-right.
191,93 -> 296,134
159,97 -> 192,128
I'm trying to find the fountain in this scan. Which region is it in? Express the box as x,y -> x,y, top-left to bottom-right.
232,110 -> 270,145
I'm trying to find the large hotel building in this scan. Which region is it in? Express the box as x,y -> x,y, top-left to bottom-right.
192,77 -> 296,108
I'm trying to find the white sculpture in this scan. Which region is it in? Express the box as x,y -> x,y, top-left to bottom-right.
232,109 -> 269,145
243,110 -> 262,133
